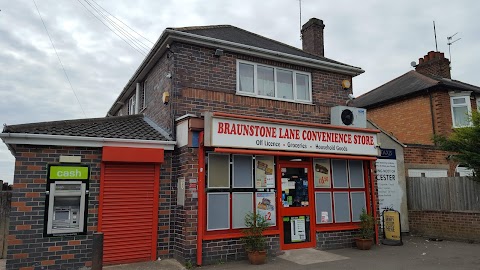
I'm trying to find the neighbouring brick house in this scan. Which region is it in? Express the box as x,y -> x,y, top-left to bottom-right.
352,51 -> 480,178
2,18 -> 383,269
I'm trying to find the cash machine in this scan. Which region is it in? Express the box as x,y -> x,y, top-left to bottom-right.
45,164 -> 89,236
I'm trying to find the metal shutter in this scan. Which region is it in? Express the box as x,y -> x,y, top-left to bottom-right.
100,163 -> 159,265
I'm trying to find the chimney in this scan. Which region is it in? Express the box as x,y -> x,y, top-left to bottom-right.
301,18 -> 325,57
415,51 -> 451,79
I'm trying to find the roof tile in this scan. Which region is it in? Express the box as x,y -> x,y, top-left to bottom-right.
3,115 -> 171,141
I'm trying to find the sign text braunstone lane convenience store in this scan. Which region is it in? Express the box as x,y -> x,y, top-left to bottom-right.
211,118 -> 379,156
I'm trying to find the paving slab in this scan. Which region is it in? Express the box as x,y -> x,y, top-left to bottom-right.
199,236 -> 480,270
103,259 -> 185,270
278,248 -> 348,265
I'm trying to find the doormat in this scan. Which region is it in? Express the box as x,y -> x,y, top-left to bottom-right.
278,248 -> 349,265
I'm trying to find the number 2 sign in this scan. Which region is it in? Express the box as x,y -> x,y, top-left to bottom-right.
256,192 -> 276,226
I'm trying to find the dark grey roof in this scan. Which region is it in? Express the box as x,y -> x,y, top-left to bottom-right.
3,115 -> 171,141
171,25 -> 357,68
352,71 -> 480,108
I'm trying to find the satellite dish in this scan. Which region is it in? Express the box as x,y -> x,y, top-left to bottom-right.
410,61 -> 416,67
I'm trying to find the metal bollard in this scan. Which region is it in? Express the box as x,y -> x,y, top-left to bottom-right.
92,232 -> 104,270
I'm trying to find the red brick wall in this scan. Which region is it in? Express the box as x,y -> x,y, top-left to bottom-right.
8,145 -> 175,269
368,94 -> 434,145
409,210 -> 480,242
168,42 -> 352,123
8,145 -> 102,270
403,146 -> 458,176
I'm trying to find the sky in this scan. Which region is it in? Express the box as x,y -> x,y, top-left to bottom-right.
1,0 -> 479,183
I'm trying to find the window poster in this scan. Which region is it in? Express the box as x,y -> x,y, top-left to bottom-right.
290,216 -> 306,242
314,159 -> 331,188
256,192 -> 276,226
255,156 -> 275,188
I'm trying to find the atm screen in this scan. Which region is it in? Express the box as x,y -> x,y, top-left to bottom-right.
54,210 -> 70,221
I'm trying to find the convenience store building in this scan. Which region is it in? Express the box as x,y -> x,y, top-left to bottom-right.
1,18 -> 381,269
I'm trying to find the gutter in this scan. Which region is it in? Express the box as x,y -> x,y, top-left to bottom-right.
0,133 -> 176,150
107,29 -> 365,116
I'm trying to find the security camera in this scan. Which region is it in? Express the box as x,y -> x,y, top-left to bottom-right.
166,72 -> 172,79
348,94 -> 355,100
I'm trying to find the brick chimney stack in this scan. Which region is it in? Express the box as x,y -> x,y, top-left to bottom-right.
301,18 -> 325,57
415,51 -> 451,79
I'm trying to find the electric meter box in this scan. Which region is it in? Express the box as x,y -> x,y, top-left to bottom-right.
44,164 -> 90,236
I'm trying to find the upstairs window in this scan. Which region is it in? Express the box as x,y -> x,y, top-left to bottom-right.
237,60 -> 312,103
450,92 -> 472,128
128,94 -> 136,115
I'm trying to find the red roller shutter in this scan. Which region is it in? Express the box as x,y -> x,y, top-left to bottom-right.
99,163 -> 159,265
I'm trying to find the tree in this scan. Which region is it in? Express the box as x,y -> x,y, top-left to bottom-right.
434,110 -> 480,181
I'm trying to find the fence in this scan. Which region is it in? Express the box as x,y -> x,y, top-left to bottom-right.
407,177 -> 480,212
0,190 -> 11,258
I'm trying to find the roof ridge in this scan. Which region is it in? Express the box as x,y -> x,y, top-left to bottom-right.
4,114 -> 142,131
228,25 -> 338,62
355,71 -> 417,100
173,24 -> 350,66
169,25 -> 232,31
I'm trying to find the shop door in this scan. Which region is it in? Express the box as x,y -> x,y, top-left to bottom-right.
100,163 -> 159,265
277,163 -> 316,250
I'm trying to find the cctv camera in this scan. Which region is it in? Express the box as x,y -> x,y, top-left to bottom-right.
348,94 -> 355,100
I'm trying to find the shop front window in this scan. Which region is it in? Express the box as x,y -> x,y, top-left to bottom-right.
206,153 -> 276,231
313,159 -> 367,225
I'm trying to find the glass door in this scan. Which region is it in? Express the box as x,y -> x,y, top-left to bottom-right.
277,162 -> 316,250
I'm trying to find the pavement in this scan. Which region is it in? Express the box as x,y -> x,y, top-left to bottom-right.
1,236 -> 480,269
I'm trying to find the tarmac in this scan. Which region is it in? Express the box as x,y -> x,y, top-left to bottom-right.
1,236 -> 480,269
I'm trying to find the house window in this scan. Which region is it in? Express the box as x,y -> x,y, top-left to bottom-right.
128,94 -> 136,115
450,92 -> 472,128
206,154 -> 274,231
477,97 -> 480,112
237,60 -> 312,103
314,159 -> 366,225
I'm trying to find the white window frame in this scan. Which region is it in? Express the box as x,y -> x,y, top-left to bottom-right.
314,192 -> 333,224
207,192 -> 230,231
236,60 -> 312,103
128,94 -> 136,115
449,91 -> 472,128
333,192 -> 351,223
207,153 -> 231,189
476,97 -> 480,112
232,154 -> 254,188
348,160 -> 365,188
232,192 -> 254,229
350,191 -> 366,222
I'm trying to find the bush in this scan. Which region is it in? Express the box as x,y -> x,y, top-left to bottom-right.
358,208 -> 374,239
241,212 -> 269,252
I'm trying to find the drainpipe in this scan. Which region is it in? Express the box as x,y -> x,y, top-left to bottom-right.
370,160 -> 379,245
196,132 -> 205,266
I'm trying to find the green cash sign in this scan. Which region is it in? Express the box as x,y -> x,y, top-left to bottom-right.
49,166 -> 89,180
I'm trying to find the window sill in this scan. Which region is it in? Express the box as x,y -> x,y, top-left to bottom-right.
315,223 -> 360,232
236,92 -> 314,106
203,228 -> 280,241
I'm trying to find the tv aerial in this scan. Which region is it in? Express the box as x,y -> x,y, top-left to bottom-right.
447,32 -> 461,65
